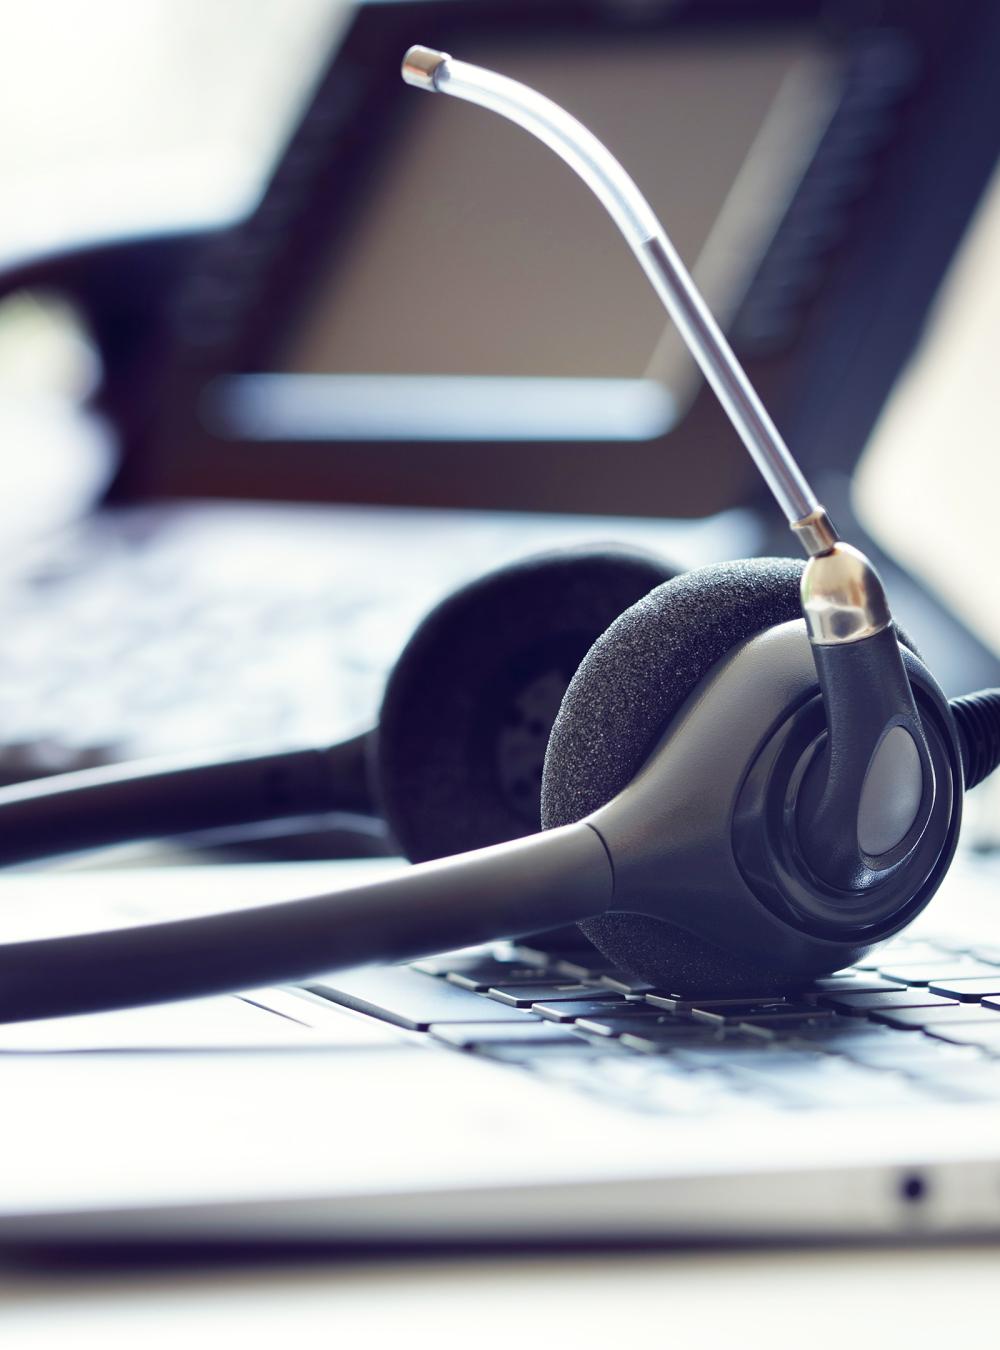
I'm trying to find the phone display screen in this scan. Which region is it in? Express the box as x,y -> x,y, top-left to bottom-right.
281,30 -> 832,412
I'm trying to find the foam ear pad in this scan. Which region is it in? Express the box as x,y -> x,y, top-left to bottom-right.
373,546 -> 678,864
541,557 -> 809,992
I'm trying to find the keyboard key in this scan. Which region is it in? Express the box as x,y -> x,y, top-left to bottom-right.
629,1073 -> 756,1117
482,1043 -> 609,1065
739,1016 -> 838,1035
585,1057 -> 704,1095
487,982 -> 616,1007
928,977 -> 1000,1001
512,941 -> 597,967
839,1039 -> 977,1072
721,1052 -> 850,1085
646,991 -> 790,1012
727,1059 -> 933,1110
693,1000 -> 834,1026
308,967 -> 535,1030
876,962 -> 993,986
821,990 -> 958,1016
530,998 -> 635,1023
407,958 -> 456,976
784,1022 -> 896,1045
574,1009 -> 688,1037
410,951 -> 541,977
924,1023 -> 1000,1050
619,1024 -> 727,1053
739,1017 -> 839,1040
873,1004 -> 1000,1030
774,1027 -> 897,1057
447,964 -> 553,991
805,975 -> 905,995
671,1046 -> 816,1070
553,954 -> 621,980
600,973 -> 656,996
409,955 -> 496,977
429,1021 -> 583,1050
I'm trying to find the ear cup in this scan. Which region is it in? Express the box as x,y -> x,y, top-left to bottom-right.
373,546 -> 678,864
541,557 -> 808,991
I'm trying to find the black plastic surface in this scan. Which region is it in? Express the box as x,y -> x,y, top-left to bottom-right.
796,626 -> 935,888
0,737 -> 371,867
584,623 -> 961,992
0,821 -> 611,1022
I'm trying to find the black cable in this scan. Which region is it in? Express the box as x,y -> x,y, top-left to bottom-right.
0,736 -> 373,866
949,690 -> 1000,790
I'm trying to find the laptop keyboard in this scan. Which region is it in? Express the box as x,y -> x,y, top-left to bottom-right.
0,515 -> 414,783
298,932 -> 1000,1115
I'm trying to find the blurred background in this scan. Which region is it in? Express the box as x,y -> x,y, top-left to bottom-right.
0,0 -> 342,544
0,0 -> 998,850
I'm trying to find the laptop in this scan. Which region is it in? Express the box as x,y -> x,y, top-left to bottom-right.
2,847 -> 1000,1244
2,1 -> 1000,1246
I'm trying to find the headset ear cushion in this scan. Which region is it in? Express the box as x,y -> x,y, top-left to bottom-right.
373,546 -> 678,863
542,557 -> 808,828
541,556 -> 808,990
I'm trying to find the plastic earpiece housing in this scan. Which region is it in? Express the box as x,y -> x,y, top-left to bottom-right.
583,621 -> 963,989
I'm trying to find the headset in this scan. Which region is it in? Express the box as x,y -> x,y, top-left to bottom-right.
2,46 -> 1000,1023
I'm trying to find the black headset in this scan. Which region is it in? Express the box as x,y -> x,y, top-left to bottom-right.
2,49 -> 999,1023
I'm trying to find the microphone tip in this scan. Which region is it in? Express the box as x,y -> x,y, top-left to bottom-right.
401,45 -> 450,91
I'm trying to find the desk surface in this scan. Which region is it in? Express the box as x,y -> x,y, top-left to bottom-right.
2,1244 -> 997,1347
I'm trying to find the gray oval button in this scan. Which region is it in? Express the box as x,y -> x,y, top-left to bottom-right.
858,725 -> 924,857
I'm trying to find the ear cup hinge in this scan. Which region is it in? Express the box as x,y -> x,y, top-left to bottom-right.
800,542 -> 892,644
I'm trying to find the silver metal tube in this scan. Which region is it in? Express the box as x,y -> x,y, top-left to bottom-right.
401,46 -> 836,547
637,237 -> 819,525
